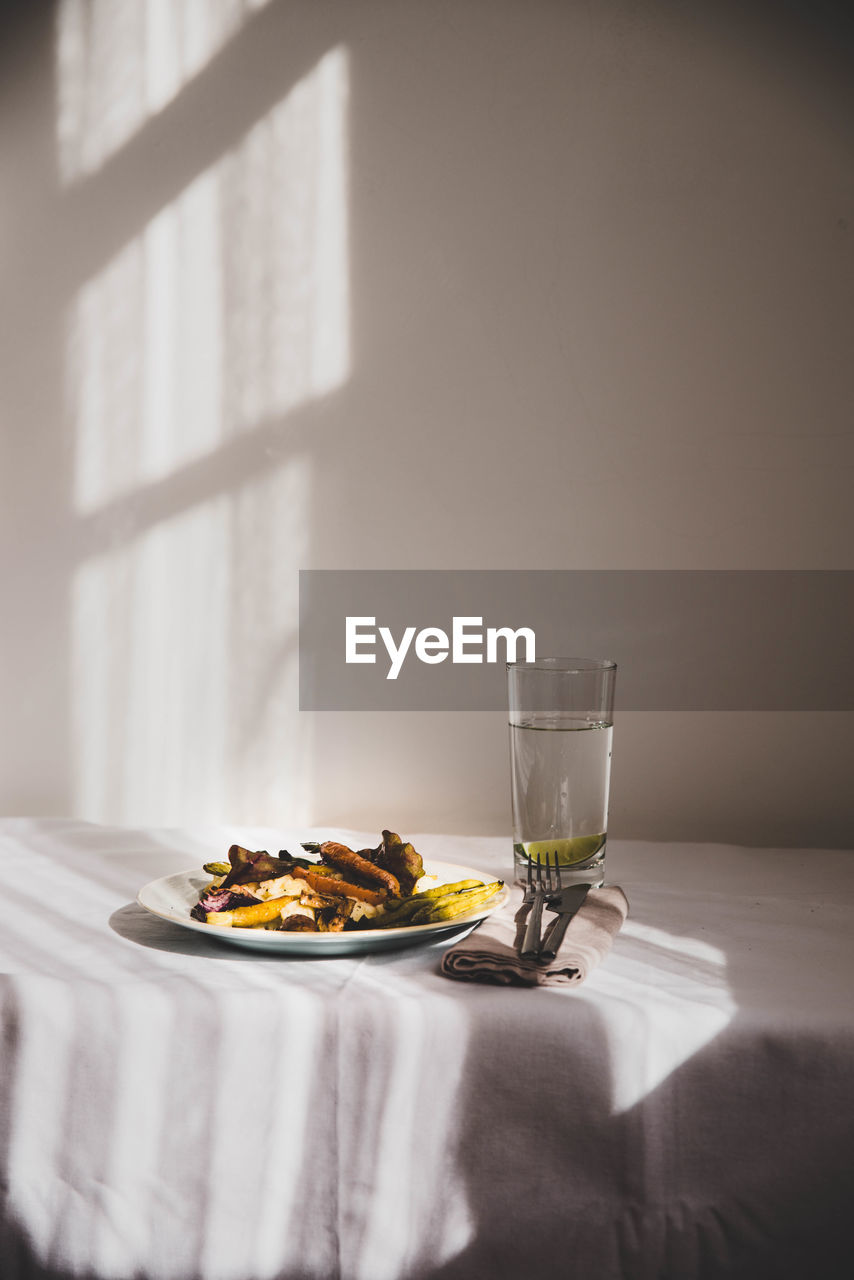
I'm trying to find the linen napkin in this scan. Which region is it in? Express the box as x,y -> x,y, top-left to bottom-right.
440,885 -> 629,987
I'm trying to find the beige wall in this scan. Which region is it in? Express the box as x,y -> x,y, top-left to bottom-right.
1,0 -> 852,844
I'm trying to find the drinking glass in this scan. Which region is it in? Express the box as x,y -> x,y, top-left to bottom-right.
508,658 -> 616,887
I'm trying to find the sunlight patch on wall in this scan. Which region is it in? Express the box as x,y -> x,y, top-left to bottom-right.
71,497 -> 231,825
66,43 -> 349,824
219,45 -> 350,432
56,0 -> 273,183
70,456 -> 312,826
68,44 -> 350,514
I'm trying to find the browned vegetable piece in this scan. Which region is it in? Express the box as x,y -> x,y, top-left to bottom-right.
315,897 -> 355,933
299,890 -> 336,910
291,865 -> 387,906
317,841 -> 401,897
279,914 -> 318,932
221,845 -> 294,888
372,830 -> 424,896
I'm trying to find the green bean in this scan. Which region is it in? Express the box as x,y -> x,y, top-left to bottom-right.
410,881 -> 503,925
408,879 -> 483,901
420,884 -> 503,924
354,878 -> 504,930
380,879 -> 482,918
202,861 -> 232,877
371,897 -> 430,927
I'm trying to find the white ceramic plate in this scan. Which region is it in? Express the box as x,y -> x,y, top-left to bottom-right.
137,859 -> 508,956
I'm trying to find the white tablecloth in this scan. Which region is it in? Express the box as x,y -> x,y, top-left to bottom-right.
1,819 -> 852,1280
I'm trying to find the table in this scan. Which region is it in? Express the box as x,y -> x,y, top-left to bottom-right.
1,819 -> 853,1280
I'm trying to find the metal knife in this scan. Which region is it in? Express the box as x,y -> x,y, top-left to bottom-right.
520,887 -> 548,959
539,883 -> 592,962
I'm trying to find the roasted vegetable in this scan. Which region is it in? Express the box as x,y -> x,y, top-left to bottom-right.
291,865 -> 387,905
315,897 -> 354,933
220,845 -> 295,888
311,841 -> 401,896
371,830 -> 424,896
409,881 -> 503,924
355,879 -> 503,930
205,896 -> 298,928
279,914 -> 318,932
400,879 -> 483,902
363,880 -> 481,927
190,887 -> 260,921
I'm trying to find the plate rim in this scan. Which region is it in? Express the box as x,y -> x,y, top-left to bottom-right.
137,857 -> 508,953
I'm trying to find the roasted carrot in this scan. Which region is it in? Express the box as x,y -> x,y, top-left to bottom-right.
291,866 -> 386,906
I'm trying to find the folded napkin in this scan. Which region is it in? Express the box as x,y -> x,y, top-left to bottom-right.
440,885 -> 629,987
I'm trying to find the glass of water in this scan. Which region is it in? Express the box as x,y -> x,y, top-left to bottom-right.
508,658 -> 617,887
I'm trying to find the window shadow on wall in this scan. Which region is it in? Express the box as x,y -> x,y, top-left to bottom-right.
1,0 -> 352,827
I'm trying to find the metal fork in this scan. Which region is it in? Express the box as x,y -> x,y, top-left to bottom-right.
520,852 -> 561,959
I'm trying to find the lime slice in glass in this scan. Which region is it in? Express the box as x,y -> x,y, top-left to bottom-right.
523,835 -> 605,866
